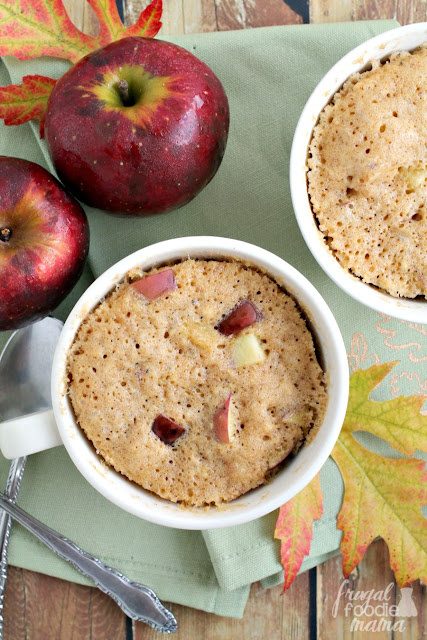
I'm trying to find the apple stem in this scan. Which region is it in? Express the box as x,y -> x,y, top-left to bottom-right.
0,227 -> 12,243
117,80 -> 133,107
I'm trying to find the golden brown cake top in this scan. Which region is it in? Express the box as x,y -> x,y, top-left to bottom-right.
307,47 -> 427,299
67,259 -> 327,507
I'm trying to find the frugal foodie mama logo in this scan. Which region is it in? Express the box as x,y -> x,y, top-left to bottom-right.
332,579 -> 417,632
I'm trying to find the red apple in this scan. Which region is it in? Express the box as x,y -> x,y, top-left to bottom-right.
213,394 -> 237,443
131,268 -> 177,300
216,299 -> 262,336
44,36 -> 230,216
151,414 -> 185,445
0,157 -> 89,331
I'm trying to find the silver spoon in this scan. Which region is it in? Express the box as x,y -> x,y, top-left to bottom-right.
0,493 -> 177,632
0,317 -> 63,637
0,318 -> 177,633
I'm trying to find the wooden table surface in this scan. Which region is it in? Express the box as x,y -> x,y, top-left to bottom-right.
3,1 -> 427,638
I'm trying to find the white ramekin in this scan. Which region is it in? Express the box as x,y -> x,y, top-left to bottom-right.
36,237 -> 350,530
290,23 -> 427,323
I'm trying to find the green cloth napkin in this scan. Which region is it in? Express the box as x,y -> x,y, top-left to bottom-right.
3,19 -> 424,619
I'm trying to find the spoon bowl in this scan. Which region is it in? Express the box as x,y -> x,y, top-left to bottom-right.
0,318 -> 63,420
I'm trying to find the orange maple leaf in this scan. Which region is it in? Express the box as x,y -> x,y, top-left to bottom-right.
0,0 -> 162,64
0,0 -> 163,133
0,0 -> 97,64
0,75 -> 57,137
275,362 -> 427,591
274,473 -> 323,592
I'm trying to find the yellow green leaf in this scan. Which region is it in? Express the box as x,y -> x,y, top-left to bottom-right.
343,361 -> 427,455
276,362 -> 427,591
333,430 -> 427,586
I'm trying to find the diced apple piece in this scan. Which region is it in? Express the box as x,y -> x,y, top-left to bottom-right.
151,414 -> 185,445
268,445 -> 293,469
216,299 -> 262,336
213,394 -> 237,443
268,432 -> 301,469
233,333 -> 265,367
398,163 -> 427,192
131,269 -> 177,300
283,405 -> 310,426
183,321 -> 218,350
283,404 -> 313,439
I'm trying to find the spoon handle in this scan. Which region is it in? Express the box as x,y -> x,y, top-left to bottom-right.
0,456 -> 27,638
0,493 -> 177,634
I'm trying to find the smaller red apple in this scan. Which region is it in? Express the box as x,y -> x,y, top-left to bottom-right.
0,157 -> 89,331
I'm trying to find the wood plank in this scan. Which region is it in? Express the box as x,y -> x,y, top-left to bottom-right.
309,0 -> 427,25
317,539 -> 426,639
399,579 -> 427,640
280,568 -> 312,639
63,0 -> 99,36
182,0 -> 217,34
134,571 -> 312,639
213,0 -> 302,30
124,0 -> 303,33
309,0 -> 353,23
3,567 -> 127,640
244,0 -> 304,27
126,0 -> 218,34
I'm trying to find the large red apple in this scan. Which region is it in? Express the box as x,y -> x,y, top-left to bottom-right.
0,157 -> 89,331
44,36 -> 230,216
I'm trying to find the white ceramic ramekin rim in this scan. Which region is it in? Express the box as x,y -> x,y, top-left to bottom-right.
51,236 -> 349,530
290,22 -> 427,323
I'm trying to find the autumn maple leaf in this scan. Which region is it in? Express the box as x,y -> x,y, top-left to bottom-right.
274,473 -> 323,592
0,75 -> 57,136
0,0 -> 162,63
0,0 -> 163,134
275,362 -> 427,591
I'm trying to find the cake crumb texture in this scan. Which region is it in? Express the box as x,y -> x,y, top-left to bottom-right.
308,47 -> 427,299
67,259 -> 327,507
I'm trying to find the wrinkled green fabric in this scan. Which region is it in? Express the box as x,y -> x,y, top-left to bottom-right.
3,20 -> 421,619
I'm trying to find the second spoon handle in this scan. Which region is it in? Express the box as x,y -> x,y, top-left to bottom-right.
0,456 -> 27,639
0,493 -> 177,633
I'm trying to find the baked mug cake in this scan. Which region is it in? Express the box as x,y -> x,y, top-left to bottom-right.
307,45 -> 427,300
67,258 -> 328,507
